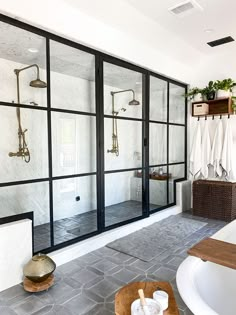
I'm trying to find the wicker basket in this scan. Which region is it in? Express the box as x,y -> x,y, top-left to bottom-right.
193,180 -> 236,222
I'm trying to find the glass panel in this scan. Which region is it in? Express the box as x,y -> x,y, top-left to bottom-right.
149,123 -> 167,165
150,76 -> 167,122
104,62 -> 142,119
0,106 -> 48,183
52,112 -> 96,176
169,83 -> 185,124
169,164 -> 185,203
53,176 -> 97,245
50,40 -> 95,113
105,118 -> 142,171
105,171 -> 142,227
149,166 -> 168,210
169,125 -> 185,163
0,21 -> 47,106
0,182 -> 50,252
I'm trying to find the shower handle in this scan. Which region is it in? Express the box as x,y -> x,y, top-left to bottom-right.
9,150 -> 30,157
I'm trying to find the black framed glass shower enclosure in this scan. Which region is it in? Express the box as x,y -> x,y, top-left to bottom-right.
0,14 -> 187,254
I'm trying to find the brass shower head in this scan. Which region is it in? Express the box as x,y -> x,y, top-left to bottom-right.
110,89 -> 140,106
14,64 -> 47,90
30,78 -> 47,88
129,99 -> 140,105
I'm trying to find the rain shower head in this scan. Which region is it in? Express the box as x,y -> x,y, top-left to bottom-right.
30,78 -> 47,88
110,89 -> 140,106
129,99 -> 140,105
14,63 -> 47,104
14,63 -> 47,91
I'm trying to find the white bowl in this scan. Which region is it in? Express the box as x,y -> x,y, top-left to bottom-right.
131,298 -> 163,315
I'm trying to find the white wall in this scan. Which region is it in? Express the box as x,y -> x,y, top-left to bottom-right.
0,219 -> 32,292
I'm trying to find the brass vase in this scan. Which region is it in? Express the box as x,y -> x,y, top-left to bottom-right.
23,253 -> 56,283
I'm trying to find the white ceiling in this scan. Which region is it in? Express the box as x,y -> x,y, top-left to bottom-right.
0,21 -> 144,89
64,0 -> 236,58
124,0 -> 236,55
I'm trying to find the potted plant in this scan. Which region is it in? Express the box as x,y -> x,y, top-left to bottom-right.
231,96 -> 236,113
202,81 -> 216,100
185,87 -> 202,102
214,78 -> 236,98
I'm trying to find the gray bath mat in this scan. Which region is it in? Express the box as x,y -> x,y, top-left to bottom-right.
106,216 -> 207,261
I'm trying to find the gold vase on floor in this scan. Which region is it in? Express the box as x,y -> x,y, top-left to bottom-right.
23,253 -> 56,283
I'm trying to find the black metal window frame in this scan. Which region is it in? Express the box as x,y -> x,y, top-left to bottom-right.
0,14 -> 188,254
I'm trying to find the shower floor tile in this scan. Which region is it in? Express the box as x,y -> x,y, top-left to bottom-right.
34,200 -> 159,252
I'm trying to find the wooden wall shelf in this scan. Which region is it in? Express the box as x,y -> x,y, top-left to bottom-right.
188,238 -> 236,270
192,97 -> 233,117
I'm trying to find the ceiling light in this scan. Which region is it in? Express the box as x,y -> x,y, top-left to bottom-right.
135,82 -> 141,85
205,29 -> 214,33
28,48 -> 39,53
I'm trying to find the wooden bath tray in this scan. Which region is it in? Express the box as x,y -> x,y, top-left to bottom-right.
188,237 -> 236,270
115,281 -> 179,315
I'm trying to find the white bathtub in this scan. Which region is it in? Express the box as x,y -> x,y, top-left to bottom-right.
176,220 -> 236,315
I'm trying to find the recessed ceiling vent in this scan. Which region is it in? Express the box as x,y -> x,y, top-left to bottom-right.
207,36 -> 235,47
169,0 -> 203,17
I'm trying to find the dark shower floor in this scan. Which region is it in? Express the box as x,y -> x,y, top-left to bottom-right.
34,200 -> 159,252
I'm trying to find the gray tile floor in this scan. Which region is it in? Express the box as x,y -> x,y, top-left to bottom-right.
34,201 -> 159,252
0,211 -> 226,315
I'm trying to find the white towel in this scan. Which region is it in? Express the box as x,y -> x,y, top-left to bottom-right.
201,121 -> 211,178
210,119 -> 223,177
190,122 -> 202,178
221,119 -> 233,179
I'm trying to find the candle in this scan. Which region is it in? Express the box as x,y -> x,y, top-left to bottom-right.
153,290 -> 169,311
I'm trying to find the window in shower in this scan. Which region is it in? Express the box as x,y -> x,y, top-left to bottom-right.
51,112 -> 96,177
50,40 -> 95,113
50,39 -> 97,246
105,171 -> 143,227
0,21 -> 47,106
0,106 -> 48,183
149,75 -> 186,212
53,175 -> 97,245
0,15 -> 187,254
149,76 -> 168,210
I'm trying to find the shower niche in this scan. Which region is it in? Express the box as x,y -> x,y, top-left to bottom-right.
0,15 -> 187,253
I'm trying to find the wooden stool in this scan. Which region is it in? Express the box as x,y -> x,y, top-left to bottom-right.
23,274 -> 54,292
115,281 -> 179,315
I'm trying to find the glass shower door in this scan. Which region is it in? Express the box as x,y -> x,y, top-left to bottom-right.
149,75 -> 168,210
103,61 -> 144,227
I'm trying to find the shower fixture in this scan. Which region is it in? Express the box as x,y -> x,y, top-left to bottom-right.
107,89 -> 140,156
9,64 -> 47,163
